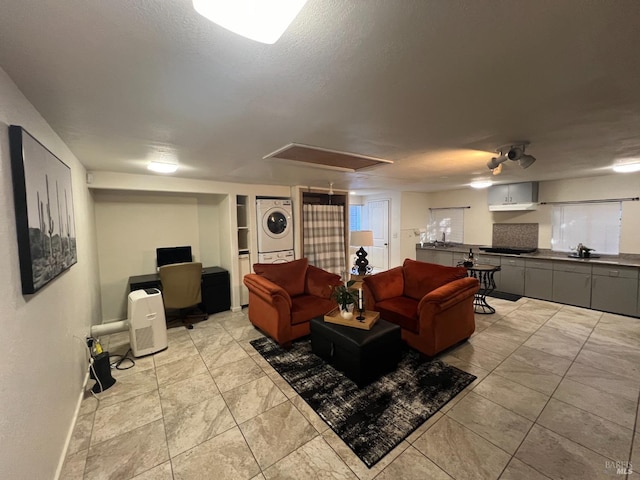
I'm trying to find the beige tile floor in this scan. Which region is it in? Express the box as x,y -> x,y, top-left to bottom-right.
61,298 -> 640,479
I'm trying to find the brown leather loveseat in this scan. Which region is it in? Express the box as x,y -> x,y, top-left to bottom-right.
363,259 -> 479,356
243,258 -> 342,346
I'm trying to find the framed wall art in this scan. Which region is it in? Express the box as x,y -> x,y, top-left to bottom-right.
9,125 -> 77,294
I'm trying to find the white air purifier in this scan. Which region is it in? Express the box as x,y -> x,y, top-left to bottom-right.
127,288 -> 168,357
90,288 -> 168,357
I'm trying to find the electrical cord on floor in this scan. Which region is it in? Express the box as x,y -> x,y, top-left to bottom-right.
89,388 -> 101,405
109,348 -> 136,370
85,359 -> 104,402
89,360 -> 104,394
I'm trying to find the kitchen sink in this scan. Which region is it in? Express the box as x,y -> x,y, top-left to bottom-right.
421,242 -> 457,248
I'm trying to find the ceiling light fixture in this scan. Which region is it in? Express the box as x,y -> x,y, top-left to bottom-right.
147,161 -> 178,173
192,0 -> 308,44
487,142 -> 536,172
613,161 -> 640,173
470,180 -> 493,189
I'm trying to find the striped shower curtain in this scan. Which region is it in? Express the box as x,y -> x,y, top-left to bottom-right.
303,204 -> 347,276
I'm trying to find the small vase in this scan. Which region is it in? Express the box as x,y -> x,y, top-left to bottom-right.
340,304 -> 354,320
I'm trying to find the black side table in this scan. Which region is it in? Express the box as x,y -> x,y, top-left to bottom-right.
466,264 -> 501,314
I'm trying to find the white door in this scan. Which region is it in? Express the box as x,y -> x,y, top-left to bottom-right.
367,200 -> 389,271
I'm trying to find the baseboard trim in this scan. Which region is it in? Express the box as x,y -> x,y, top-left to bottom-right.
54,369 -> 90,480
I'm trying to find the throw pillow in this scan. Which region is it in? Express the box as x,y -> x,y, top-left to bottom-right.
254,258 -> 308,297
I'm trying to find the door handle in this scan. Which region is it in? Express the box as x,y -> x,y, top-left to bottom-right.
384,243 -> 388,246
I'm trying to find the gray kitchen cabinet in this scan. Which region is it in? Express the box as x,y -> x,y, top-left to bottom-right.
487,182 -> 538,205
498,257 -> 525,295
478,255 -> 502,291
433,250 -> 454,266
488,184 -> 510,205
416,249 -> 453,266
524,259 -> 553,300
552,262 -> 591,308
591,265 -> 639,317
416,249 -> 436,264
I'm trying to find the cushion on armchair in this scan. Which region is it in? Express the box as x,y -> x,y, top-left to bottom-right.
364,266 -> 404,301
402,258 -> 468,300
305,264 -> 339,299
253,258 -> 308,297
375,296 -> 420,333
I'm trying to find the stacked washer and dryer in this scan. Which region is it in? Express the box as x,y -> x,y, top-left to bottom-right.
256,197 -> 295,263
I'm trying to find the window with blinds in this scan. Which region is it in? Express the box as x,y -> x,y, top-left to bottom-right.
427,208 -> 464,244
349,205 -> 362,231
551,202 -> 621,254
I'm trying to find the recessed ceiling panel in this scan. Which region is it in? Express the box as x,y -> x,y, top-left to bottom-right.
263,143 -> 393,171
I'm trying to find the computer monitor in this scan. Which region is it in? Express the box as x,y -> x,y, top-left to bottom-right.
156,246 -> 193,268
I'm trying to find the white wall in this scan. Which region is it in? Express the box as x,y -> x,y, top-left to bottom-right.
400,192 -> 430,260
90,172 -> 293,317
0,68 -> 101,478
422,187 -> 494,246
93,191 -> 230,321
424,173 -> 640,253
197,194 -> 225,268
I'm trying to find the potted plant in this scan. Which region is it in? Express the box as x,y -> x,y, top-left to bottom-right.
331,280 -> 358,319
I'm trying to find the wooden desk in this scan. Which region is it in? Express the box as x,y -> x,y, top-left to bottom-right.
128,266 -> 231,314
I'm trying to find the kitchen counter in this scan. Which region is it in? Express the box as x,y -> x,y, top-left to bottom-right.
415,243 -> 640,268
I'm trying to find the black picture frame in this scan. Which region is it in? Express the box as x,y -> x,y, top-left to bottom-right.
9,125 -> 77,294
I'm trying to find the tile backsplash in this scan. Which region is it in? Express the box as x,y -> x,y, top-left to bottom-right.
492,223 -> 539,249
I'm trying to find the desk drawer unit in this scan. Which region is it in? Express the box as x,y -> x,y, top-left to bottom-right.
201,268 -> 231,314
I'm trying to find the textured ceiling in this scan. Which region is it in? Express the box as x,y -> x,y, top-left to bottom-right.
1,0 -> 640,193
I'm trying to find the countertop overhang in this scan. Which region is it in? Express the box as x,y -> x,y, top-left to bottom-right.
416,244 -> 640,268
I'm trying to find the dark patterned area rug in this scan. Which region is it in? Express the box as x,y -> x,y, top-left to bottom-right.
250,337 -> 476,468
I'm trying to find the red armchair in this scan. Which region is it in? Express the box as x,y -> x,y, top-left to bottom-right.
363,259 -> 479,356
243,258 -> 342,346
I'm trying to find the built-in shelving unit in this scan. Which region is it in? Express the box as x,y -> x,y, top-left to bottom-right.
236,195 -> 251,306
237,196 -> 249,254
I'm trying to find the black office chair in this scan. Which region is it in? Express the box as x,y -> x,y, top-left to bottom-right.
158,262 -> 208,329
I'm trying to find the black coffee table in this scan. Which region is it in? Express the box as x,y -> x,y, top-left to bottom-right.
310,316 -> 402,387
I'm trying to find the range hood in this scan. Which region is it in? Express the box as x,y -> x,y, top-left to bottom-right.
489,202 -> 538,211
487,182 -> 539,211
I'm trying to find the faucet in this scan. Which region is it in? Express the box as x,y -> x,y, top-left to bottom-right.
431,232 -> 447,248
